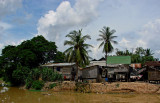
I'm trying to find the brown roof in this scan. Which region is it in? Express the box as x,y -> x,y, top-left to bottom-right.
144,61 -> 160,66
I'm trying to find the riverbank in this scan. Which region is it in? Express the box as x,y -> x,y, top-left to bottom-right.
43,81 -> 160,94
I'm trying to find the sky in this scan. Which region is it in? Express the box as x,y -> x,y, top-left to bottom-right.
0,0 -> 160,59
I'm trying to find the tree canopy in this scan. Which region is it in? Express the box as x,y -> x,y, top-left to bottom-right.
115,47 -> 157,64
97,26 -> 118,64
0,35 -> 65,85
64,29 -> 93,67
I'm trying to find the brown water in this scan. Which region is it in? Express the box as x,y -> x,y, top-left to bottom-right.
0,87 -> 160,103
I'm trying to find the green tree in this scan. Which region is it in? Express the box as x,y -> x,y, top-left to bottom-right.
64,29 -> 93,80
144,48 -> 154,56
97,26 -> 118,64
0,35 -> 63,85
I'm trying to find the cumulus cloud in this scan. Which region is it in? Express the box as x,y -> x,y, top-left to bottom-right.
0,21 -> 12,39
119,18 -> 160,58
0,0 -> 22,18
37,0 -> 102,42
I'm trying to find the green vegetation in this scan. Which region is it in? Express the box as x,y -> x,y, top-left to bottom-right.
0,35 -> 64,86
97,26 -> 118,64
49,83 -> 57,89
75,82 -> 91,93
64,29 -> 93,80
115,83 -> 120,88
31,80 -> 44,90
116,47 -> 158,64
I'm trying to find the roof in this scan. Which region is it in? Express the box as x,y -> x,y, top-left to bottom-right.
107,56 -> 131,64
42,63 -> 75,67
145,61 -> 160,66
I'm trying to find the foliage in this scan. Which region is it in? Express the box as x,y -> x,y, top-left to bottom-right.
64,29 -> 93,67
0,35 -> 64,85
97,26 -> 118,63
54,51 -> 66,63
116,47 -> 156,64
12,65 -> 30,84
25,74 -> 33,89
42,67 -> 63,81
75,82 -> 90,93
115,83 -> 120,88
31,80 -> 44,90
49,83 -> 57,89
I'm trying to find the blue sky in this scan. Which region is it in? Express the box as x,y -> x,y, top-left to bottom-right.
0,0 -> 160,59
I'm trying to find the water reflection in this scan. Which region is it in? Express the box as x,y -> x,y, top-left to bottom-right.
0,87 -> 160,103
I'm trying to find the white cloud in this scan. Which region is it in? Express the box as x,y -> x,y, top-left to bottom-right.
0,21 -> 12,40
37,0 -> 102,42
118,18 -> 160,58
0,0 -> 22,18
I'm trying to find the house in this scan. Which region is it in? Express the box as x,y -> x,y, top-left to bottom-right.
106,56 -> 131,81
144,61 -> 160,83
79,65 -> 101,83
89,61 -> 106,67
42,63 -> 77,80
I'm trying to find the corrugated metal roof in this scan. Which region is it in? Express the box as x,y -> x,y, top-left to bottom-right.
107,56 -> 131,64
42,63 -> 75,67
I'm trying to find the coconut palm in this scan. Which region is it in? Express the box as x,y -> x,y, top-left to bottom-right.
144,48 -> 154,56
97,26 -> 118,65
64,29 -> 93,80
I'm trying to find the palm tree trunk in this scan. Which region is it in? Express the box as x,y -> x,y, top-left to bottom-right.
75,62 -> 79,82
105,52 -> 108,66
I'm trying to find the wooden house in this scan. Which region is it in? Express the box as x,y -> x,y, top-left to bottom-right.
79,65 -> 101,82
42,63 -> 77,80
144,61 -> 160,82
106,56 -> 131,81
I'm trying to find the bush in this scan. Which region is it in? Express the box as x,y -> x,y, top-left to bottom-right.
49,83 -> 57,89
42,67 -> 63,82
31,80 -> 44,90
25,74 -> 33,89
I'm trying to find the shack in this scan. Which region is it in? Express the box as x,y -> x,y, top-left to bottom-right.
144,61 -> 160,83
106,56 -> 131,81
42,63 -> 77,80
79,65 -> 101,83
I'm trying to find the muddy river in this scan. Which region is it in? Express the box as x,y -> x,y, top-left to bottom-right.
0,87 -> 160,103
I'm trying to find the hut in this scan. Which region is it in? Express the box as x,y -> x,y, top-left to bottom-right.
79,65 -> 101,83
106,56 -> 131,81
144,61 -> 160,83
42,63 -> 77,80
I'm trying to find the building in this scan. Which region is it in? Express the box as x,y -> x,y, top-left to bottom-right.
79,65 -> 101,83
144,61 -> 160,82
106,56 -> 131,81
42,63 -> 77,80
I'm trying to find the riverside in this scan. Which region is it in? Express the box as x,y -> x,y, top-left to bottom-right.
0,87 -> 160,103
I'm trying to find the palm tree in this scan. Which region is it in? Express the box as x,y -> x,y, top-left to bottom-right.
97,26 -> 118,65
144,48 -> 154,56
64,29 -> 93,80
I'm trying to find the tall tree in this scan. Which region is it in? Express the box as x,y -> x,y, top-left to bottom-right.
0,35 -> 64,85
144,48 -> 154,56
64,29 -> 93,80
97,26 -> 118,65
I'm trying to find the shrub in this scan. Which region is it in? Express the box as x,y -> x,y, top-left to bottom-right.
25,74 -> 33,89
49,83 -> 57,89
115,83 -> 120,88
42,67 -> 63,82
31,80 -> 44,90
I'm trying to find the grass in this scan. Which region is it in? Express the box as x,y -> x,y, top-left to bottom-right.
0,77 -> 3,81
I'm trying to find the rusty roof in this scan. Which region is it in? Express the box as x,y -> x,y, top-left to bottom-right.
144,61 -> 160,66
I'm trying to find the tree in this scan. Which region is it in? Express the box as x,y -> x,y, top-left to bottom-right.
144,48 -> 154,56
97,26 -> 118,65
64,29 -> 93,80
0,35 -> 63,85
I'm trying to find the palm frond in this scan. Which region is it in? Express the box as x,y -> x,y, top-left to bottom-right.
64,40 -> 75,46
98,41 -> 104,49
